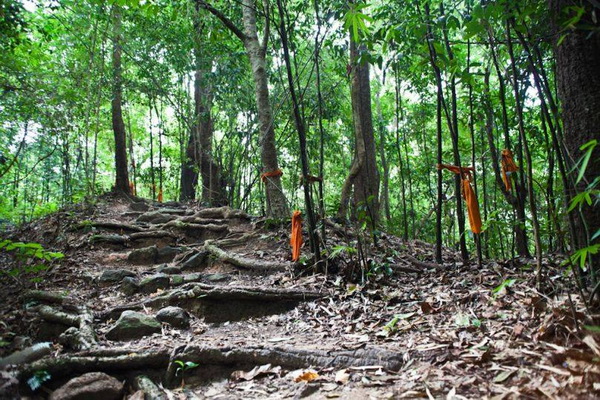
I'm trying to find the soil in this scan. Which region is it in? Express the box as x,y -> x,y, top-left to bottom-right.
0,193 -> 599,399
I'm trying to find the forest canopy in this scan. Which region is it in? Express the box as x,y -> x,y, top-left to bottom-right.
0,0 -> 598,270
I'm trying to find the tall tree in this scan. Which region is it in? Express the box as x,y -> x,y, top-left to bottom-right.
110,5 -> 130,194
199,0 -> 289,217
337,18 -> 380,227
551,0 -> 600,273
180,9 -> 226,205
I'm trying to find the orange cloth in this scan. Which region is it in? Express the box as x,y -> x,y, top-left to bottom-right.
157,189 -> 163,203
501,149 -> 519,192
261,168 -> 283,183
290,210 -> 303,261
438,163 -> 482,234
129,182 -> 136,196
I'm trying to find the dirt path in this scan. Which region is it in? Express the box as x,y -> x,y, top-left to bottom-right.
0,194 -> 598,399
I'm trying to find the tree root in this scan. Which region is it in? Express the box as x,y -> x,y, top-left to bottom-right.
193,206 -> 249,220
203,241 -> 289,272
405,254 -> 443,270
80,221 -> 145,232
24,293 -> 97,351
18,349 -> 171,382
165,344 -> 404,387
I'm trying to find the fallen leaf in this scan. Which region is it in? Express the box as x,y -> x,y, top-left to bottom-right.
231,364 -> 280,381
493,369 -> 515,383
512,324 -> 524,337
419,301 -> 435,314
294,370 -> 319,382
335,369 -> 350,384
582,335 -> 600,357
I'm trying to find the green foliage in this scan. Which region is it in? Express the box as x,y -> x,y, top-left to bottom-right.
0,239 -> 64,282
492,278 -> 517,297
344,2 -> 373,42
173,359 -> 199,386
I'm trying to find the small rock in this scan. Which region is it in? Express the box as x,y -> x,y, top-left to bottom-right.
139,274 -> 170,294
157,265 -> 181,275
99,269 -> 136,284
105,311 -> 161,341
156,246 -> 182,263
181,251 -> 209,271
128,246 -> 158,264
156,307 -> 190,329
49,372 -> 123,400
130,202 -> 150,211
120,277 -> 140,296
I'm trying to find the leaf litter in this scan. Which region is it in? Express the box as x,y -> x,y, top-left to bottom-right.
0,195 -> 598,399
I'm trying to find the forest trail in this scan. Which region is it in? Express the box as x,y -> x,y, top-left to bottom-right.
0,194 -> 598,399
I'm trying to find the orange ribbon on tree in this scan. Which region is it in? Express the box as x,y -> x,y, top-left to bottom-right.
261,168 -> 283,183
157,189 -> 163,203
437,164 -> 482,234
129,182 -> 136,196
290,210 -> 303,261
501,149 -> 519,192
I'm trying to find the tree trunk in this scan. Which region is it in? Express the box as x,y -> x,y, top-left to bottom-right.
375,83 -> 390,222
551,0 -> 600,275
339,36 -> 379,227
276,0 -> 321,261
241,0 -> 288,218
110,5 -> 130,194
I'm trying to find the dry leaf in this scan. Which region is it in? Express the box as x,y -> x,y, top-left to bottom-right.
334,369 -> 350,384
294,370 -> 319,382
231,363 -> 279,381
419,301 -> 435,314
493,370 -> 515,383
583,335 -> 600,357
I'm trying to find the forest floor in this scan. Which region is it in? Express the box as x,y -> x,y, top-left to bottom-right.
0,194 -> 599,399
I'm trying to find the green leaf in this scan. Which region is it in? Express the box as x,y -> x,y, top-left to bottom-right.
576,139 -> 597,184
583,325 -> 600,332
492,278 -> 516,295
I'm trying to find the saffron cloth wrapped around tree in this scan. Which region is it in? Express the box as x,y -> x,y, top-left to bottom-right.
290,210 -> 303,261
437,164 -> 482,234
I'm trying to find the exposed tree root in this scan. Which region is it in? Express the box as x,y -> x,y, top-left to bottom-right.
23,290 -> 70,305
405,254 -> 443,270
165,344 -> 404,387
203,241 -> 289,272
146,282 -> 323,304
24,292 -> 97,350
210,232 -> 259,248
389,264 -> 421,274
80,221 -> 145,232
0,343 -> 52,368
193,206 -> 249,220
129,230 -> 178,241
18,349 -> 172,382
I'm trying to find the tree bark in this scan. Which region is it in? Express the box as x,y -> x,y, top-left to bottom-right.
241,0 -> 288,217
551,0 -> 600,275
111,5 -> 130,194
339,36 -> 379,227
